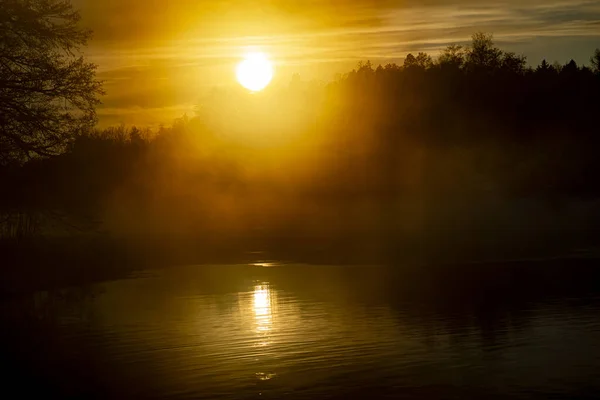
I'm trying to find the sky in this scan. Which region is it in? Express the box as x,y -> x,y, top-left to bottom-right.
71,0 -> 600,128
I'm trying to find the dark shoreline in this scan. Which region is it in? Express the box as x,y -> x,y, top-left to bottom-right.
2,231 -> 599,299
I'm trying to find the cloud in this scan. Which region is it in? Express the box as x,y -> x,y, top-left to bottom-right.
73,0 -> 600,43
79,0 -> 600,58
73,0 -> 401,42
73,0 -> 600,126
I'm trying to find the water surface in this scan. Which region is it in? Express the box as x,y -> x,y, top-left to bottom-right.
2,261 -> 600,399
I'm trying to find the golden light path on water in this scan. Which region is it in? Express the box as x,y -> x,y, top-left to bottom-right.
252,283 -> 277,381
253,284 -> 273,337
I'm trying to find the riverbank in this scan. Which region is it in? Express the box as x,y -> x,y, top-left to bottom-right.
2,226 -> 599,298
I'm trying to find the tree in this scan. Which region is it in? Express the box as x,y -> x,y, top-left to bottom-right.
501,52 -> 526,74
465,32 -> 503,72
356,60 -> 374,74
438,45 -> 465,70
415,52 -> 433,69
403,52 -> 431,70
0,0 -> 104,165
535,59 -> 558,79
552,61 -> 563,73
403,53 -> 417,68
536,59 -> 551,72
383,63 -> 401,72
561,59 -> 579,76
591,49 -> 600,74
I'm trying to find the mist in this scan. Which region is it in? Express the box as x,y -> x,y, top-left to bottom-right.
3,36 -> 600,276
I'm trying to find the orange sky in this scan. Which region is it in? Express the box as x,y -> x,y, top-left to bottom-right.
71,0 -> 600,127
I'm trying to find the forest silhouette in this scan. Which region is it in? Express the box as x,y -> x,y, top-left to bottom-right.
2,0 -> 600,294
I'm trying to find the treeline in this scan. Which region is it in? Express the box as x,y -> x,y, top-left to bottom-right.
323,33 -> 600,197
1,33 -> 600,249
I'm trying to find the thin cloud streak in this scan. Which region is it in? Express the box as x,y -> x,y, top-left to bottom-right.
81,0 -> 600,126
90,1 -> 600,67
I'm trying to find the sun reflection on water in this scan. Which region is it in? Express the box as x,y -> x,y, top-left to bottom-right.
251,262 -> 278,267
253,284 -> 273,344
251,284 -> 278,382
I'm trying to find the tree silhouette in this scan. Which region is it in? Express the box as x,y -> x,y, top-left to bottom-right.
466,32 -> 503,72
437,45 -> 465,70
561,59 -> 579,77
403,53 -> 417,68
500,52 -> 526,74
415,52 -> 433,69
591,49 -> 600,74
536,59 -> 551,72
0,0 -> 104,165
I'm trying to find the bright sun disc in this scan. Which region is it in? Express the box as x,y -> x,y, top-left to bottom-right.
236,52 -> 273,92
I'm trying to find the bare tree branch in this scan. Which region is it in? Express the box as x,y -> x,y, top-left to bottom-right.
0,0 -> 104,165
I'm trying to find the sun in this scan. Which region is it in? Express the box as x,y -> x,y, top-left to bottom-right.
236,52 -> 274,92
